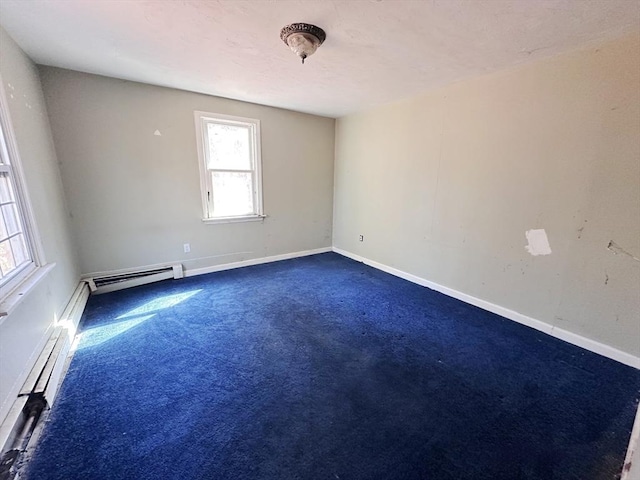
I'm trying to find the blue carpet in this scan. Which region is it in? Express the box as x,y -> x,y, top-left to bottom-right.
25,253 -> 640,479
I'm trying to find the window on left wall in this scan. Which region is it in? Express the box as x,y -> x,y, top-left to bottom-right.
0,78 -> 47,311
0,151 -> 32,282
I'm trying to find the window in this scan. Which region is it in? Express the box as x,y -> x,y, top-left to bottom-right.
0,79 -> 46,309
0,151 -> 31,282
194,111 -> 264,223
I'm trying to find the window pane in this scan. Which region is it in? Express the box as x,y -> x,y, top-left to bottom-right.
2,204 -> 20,236
0,173 -> 13,204
10,234 -> 28,266
206,123 -> 252,170
211,172 -> 254,217
0,239 -> 16,276
0,205 -> 7,240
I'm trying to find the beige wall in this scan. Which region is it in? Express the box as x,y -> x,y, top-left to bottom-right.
334,33 -> 640,356
0,28 -> 80,423
39,68 -> 335,275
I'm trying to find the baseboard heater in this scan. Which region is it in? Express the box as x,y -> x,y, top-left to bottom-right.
85,264 -> 184,294
0,331 -> 66,480
0,282 -> 89,480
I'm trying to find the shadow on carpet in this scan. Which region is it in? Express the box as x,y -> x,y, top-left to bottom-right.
25,253 -> 640,479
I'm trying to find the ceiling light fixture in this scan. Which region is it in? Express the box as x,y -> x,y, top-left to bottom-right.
280,23 -> 326,64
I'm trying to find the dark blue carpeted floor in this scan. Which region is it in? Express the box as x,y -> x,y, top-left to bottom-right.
25,253 -> 640,479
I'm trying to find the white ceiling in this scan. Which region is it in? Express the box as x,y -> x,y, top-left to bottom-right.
0,0 -> 638,118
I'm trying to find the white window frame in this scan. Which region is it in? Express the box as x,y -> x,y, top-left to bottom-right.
0,74 -> 52,318
194,111 -> 265,224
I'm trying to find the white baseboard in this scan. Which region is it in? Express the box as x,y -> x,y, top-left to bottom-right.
0,281 -> 89,454
17,281 -> 89,403
622,404 -> 640,480
184,247 -> 333,278
56,281 -> 90,340
332,247 -> 640,369
45,282 -> 90,407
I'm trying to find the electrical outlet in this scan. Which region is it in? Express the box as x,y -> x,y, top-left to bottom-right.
359,235 -> 364,242
183,243 -> 191,253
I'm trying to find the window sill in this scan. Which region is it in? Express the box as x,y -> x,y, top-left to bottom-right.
202,215 -> 267,225
0,263 -> 56,319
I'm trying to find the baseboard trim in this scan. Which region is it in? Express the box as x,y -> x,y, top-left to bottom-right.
622,403 -> 640,479
54,281 -> 90,342
0,281 -> 89,456
332,247 -> 640,369
45,282 -> 90,407
18,281 -> 89,402
184,247 -> 333,278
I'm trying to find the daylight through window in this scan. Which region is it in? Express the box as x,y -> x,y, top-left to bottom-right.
0,123 -> 34,291
195,112 -> 263,222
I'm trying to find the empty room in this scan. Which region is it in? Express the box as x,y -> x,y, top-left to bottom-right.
0,1 -> 639,479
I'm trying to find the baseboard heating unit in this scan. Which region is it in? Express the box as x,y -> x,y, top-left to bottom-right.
84,263 -> 184,294
0,282 -> 90,480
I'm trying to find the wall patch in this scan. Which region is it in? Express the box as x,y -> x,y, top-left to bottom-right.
525,229 -> 552,256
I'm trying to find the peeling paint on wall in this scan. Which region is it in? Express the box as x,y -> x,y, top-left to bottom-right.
525,229 -> 552,256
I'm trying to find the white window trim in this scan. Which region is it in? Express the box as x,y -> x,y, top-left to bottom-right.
201,214 -> 266,225
0,73 -> 53,320
194,111 -> 265,223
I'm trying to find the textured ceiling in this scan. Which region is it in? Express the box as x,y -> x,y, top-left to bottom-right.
0,0 -> 638,118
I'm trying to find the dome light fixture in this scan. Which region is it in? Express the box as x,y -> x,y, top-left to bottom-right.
280,23 -> 326,64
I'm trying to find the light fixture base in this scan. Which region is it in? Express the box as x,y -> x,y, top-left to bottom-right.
280,23 -> 326,64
